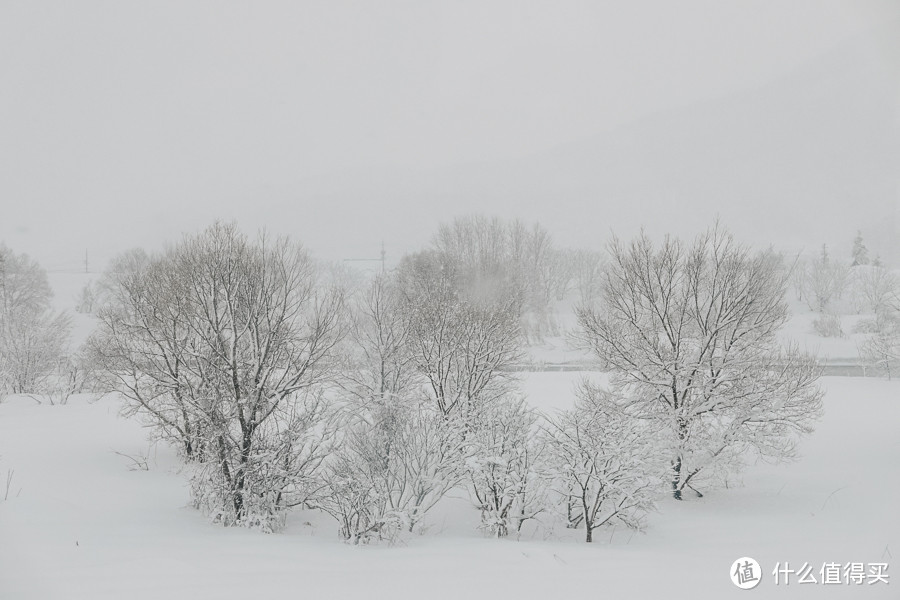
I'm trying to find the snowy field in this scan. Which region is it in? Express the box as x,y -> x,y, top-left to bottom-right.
1,373 -> 896,599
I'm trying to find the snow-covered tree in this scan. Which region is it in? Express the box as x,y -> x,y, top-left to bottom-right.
0,246 -> 71,396
851,231 -> 870,267
575,228 -> 824,500
175,225 -> 346,528
467,396 -> 546,537
92,224 -> 345,529
542,382 -> 662,542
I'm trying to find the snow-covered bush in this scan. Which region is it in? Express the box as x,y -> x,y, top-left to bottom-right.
811,312 -> 844,338
853,317 -> 880,334
319,396 -> 467,543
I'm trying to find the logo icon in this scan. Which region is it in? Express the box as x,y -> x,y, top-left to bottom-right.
731,557 -> 762,589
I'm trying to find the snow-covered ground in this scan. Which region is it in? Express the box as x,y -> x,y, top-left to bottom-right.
1,373 -> 896,599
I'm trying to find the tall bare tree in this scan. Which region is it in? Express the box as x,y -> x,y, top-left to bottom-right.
338,273 -> 418,405
396,250 -> 522,421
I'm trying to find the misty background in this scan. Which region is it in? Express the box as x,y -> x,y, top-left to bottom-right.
1,0 -> 898,270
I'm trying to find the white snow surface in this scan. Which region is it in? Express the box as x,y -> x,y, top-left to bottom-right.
1,373 -> 897,599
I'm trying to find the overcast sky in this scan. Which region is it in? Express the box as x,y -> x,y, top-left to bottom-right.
1,1 -> 898,270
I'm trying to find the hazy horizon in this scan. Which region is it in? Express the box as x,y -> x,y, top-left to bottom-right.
1,1 -> 898,272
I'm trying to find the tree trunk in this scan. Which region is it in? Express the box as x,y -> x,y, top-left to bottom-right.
583,497 -> 592,542
672,417 -> 688,500
672,455 -> 683,501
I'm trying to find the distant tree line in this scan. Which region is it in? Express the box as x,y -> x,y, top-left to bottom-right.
791,231 -> 900,375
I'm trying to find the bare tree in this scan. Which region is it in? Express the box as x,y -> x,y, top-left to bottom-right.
542,383 -> 662,542
575,228 -> 824,500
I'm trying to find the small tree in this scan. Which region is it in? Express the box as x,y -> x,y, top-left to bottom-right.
575,228 -> 824,500
542,383 -> 661,542
467,396 -> 546,538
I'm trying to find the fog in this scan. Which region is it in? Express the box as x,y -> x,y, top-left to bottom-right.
1,0 -> 898,270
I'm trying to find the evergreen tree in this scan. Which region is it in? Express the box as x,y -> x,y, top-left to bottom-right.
852,231 -> 870,266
